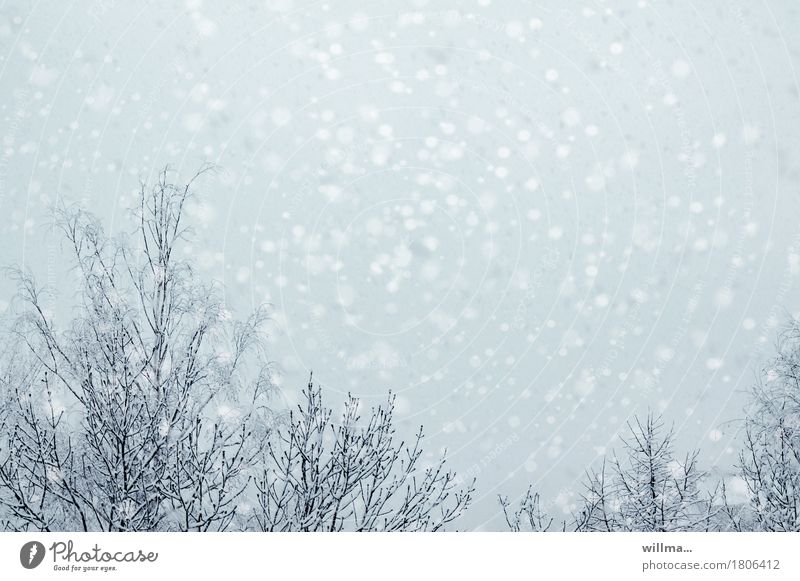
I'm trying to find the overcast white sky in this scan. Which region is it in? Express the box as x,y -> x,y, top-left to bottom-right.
1,0 -> 799,529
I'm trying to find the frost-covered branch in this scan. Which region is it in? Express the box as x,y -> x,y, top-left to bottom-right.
253,377 -> 474,531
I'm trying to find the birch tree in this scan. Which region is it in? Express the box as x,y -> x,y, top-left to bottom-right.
0,168 -> 273,531
737,321 -> 800,531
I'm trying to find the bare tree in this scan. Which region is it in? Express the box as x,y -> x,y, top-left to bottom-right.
736,321 -> 800,531
252,377 -> 474,531
572,414 -> 716,532
499,486 -> 554,531
0,168 -> 273,531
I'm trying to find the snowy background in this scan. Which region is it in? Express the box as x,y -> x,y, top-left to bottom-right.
1,0 -> 799,530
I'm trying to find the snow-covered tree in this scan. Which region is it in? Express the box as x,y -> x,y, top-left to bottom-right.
499,486 -> 554,531
252,378 -> 474,531
0,168 -> 273,531
736,321 -> 800,531
573,414 -> 716,532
